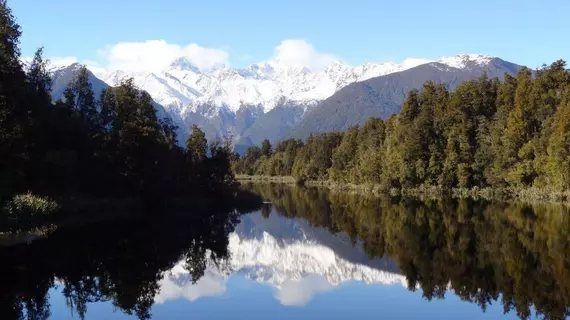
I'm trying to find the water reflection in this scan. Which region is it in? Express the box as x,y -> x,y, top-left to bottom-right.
227,210 -> 406,305
246,183 -> 570,320
0,203 -> 254,320
1,184 -> 569,320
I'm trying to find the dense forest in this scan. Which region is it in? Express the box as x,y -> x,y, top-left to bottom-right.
234,61 -> 570,196
0,2 -> 237,215
248,183 -> 570,320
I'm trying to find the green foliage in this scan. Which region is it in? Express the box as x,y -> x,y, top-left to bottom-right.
0,1 -> 27,197
353,117 -> 385,184
547,101 -> 570,189
329,125 -> 359,182
2,192 -> 59,218
186,124 -> 207,164
235,61 -> 570,194
1,192 -> 59,233
0,0 -> 240,212
261,139 -> 272,157
292,132 -> 343,180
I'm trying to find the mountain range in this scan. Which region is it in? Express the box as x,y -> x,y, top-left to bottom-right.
49,54 -> 523,149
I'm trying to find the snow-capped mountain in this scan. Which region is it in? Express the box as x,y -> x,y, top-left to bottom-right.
286,55 -> 522,139
54,53 -> 516,146
49,63 -> 186,143
96,54 -> 493,115
155,210 -> 408,306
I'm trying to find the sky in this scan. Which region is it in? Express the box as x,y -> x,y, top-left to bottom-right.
10,0 -> 570,72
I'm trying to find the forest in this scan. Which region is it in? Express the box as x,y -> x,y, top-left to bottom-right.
0,1 -> 240,224
233,61 -> 570,198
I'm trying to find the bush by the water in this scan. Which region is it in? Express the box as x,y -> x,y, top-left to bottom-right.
2,192 -> 59,218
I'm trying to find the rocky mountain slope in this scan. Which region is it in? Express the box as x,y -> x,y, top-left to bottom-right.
286,57 -> 522,139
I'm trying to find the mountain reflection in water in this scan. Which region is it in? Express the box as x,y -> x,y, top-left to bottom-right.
1,184 -> 569,320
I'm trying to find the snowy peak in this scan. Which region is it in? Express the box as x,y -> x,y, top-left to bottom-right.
85,53 -> 499,117
53,52 -> 509,144
438,53 -> 494,69
169,57 -> 201,73
241,62 -> 275,79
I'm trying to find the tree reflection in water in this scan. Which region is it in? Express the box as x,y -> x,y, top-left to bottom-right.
248,183 -> 570,320
2,184 -> 569,320
0,200 -> 260,320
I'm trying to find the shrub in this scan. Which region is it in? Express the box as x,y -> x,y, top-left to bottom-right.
3,192 -> 60,218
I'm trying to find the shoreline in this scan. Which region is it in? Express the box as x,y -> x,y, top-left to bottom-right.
236,175 -> 570,204
0,190 -> 263,239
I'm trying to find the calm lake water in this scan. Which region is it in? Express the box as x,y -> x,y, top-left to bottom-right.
1,183 -> 569,319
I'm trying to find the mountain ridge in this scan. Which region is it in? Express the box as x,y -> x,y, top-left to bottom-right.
286,57 -> 522,139
51,54 -> 523,146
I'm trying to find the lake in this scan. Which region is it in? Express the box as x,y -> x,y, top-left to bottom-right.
1,183 -> 568,319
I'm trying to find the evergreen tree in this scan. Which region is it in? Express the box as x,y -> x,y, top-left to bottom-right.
329,125 -> 359,183
261,139 -> 272,157
380,115 -> 404,189
74,67 -> 100,133
353,118 -> 385,184
0,0 -> 27,196
488,73 -> 517,186
100,88 -> 117,130
187,124 -> 207,165
546,101 -> 570,190
24,48 -> 54,189
504,68 -> 537,186
26,47 -> 52,105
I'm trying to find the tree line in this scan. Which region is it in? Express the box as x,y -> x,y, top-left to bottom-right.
249,183 -> 570,320
0,2 -> 235,206
234,61 -> 570,193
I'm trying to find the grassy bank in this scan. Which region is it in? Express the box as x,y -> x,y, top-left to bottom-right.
0,189 -> 263,239
235,175 -> 297,184
236,175 -> 570,203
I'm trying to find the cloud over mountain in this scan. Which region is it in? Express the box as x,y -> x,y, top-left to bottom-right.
44,39 -> 341,74
97,40 -> 230,72
270,39 -> 339,71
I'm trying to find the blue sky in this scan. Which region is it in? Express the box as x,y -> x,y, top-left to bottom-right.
10,0 -> 570,70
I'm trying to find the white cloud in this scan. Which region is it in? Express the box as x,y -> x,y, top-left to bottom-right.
97,40 -> 229,73
271,39 -> 339,71
37,39 -> 341,74
155,269 -> 227,304
275,275 -> 334,306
